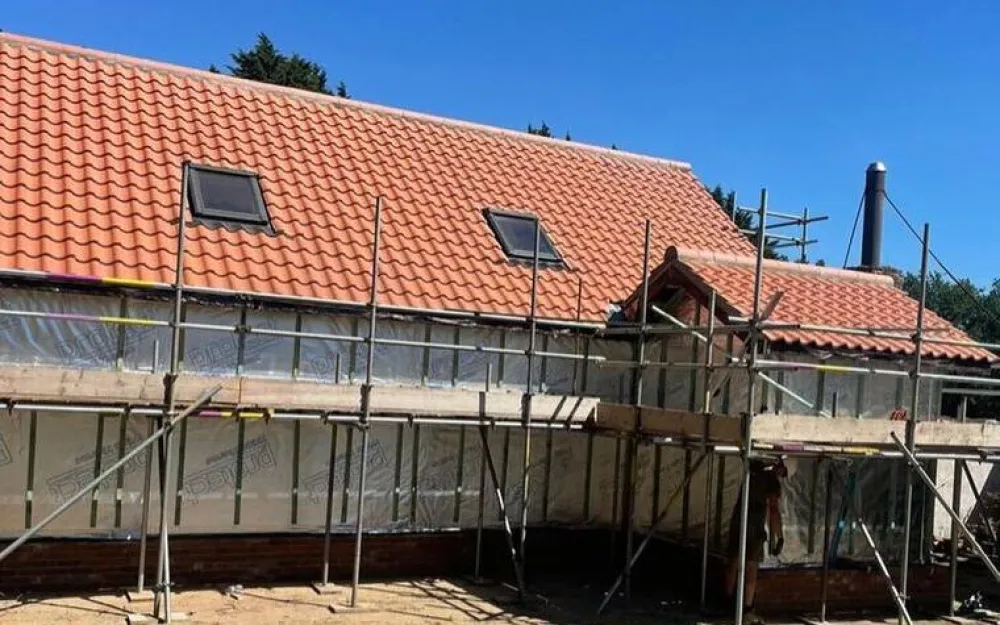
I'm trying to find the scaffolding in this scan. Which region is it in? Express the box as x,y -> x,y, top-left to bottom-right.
0,167 -> 997,625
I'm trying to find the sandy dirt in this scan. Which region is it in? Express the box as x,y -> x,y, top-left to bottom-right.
0,579 -> 984,625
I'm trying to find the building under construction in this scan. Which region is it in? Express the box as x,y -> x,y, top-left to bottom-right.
1,31 -> 999,625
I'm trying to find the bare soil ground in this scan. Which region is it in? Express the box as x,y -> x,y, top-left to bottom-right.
0,578 -> 986,625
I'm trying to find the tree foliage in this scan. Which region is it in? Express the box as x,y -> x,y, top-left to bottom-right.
526,122 -> 573,142
902,273 -> 1000,342
527,122 -> 552,138
901,273 -> 1000,418
707,185 -> 787,260
214,33 -> 348,97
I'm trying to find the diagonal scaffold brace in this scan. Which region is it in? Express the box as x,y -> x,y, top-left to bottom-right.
856,517 -> 914,625
0,384 -> 222,568
596,449 -> 711,615
478,424 -> 528,597
890,432 -> 1000,584
471,216 -> 544,602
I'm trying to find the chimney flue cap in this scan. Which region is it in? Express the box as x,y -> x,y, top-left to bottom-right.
867,161 -> 886,173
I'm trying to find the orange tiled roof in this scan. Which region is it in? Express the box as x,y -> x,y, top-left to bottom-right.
0,32 -> 758,323
658,248 -> 995,363
2,33 -> 989,364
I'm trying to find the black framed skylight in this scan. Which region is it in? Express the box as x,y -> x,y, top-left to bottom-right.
187,164 -> 270,226
484,209 -> 562,264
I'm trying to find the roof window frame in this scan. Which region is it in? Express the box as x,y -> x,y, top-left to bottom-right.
186,163 -> 271,227
483,208 -> 564,266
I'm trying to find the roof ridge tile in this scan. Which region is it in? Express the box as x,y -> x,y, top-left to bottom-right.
1,32 -> 693,172
666,245 -> 896,287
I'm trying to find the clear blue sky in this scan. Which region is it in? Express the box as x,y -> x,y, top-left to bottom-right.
5,2 -> 998,284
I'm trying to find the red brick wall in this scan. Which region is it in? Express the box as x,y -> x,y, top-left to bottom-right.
754,565 -> 948,615
0,529 -> 949,617
635,537 -> 949,616
0,532 -> 472,592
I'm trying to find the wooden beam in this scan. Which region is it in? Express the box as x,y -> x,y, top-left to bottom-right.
591,403 -> 1000,449
0,365 -> 597,423
592,403 -> 742,443
6,365 -> 999,449
753,413 -> 1000,449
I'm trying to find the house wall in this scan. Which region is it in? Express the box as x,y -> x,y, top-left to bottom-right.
665,299 -> 949,567
0,286 -> 962,570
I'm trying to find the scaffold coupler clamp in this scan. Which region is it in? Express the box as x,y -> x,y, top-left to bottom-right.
520,392 -> 534,428
357,384 -> 374,430
154,580 -> 175,593
739,410 -> 753,461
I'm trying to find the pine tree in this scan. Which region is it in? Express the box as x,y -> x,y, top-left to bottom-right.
527,122 -> 552,138
214,33 -> 347,97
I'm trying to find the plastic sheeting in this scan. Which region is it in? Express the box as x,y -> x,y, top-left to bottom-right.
0,410 -> 939,567
0,287 -> 957,568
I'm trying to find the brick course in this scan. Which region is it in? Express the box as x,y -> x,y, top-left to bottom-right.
0,529 -> 949,616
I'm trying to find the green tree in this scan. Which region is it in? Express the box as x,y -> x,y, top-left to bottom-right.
526,122 -> 575,141
902,273 -> 1000,345
902,273 -> 1000,419
213,33 -> 348,97
527,122 -> 552,137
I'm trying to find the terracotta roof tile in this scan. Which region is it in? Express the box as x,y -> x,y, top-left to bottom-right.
0,32 -> 759,322
4,32 -> 985,364
657,248 -> 994,363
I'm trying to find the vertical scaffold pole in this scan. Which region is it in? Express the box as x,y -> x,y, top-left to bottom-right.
799,206 -> 809,264
318,421 -> 337,590
899,223 -> 929,620
514,216 -> 542,601
820,462 -> 833,623
624,220 -> 652,603
734,189 -> 767,625
136,415 -> 154,594
350,196 -> 383,608
153,161 -> 191,624
948,396 -> 968,616
472,364 -> 491,582
700,289 -> 717,609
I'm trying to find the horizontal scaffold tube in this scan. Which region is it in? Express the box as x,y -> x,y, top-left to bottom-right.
0,308 -> 169,327
646,439 -> 1000,463
0,384 -> 222,566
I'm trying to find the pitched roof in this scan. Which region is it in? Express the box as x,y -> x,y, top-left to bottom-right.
0,32 -> 757,323
1,33 -> 990,365
652,248 -> 995,363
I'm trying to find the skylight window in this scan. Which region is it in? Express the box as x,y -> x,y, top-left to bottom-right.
484,209 -> 562,264
187,164 -> 270,226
